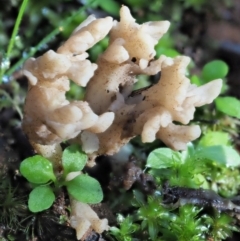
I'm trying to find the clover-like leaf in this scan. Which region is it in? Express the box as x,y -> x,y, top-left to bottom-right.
202,60 -> 229,82
146,148 -> 182,169
28,186 -> 55,213
196,145 -> 240,167
20,155 -> 56,184
62,144 -> 87,175
66,174 -> 103,204
215,96 -> 240,119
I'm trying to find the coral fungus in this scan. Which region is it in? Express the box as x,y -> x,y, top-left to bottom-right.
22,6 -> 222,163
22,5 -> 223,240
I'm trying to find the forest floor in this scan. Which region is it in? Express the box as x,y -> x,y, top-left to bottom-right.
1,1 -> 240,240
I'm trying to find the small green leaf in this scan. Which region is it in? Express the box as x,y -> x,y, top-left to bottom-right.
199,131 -> 230,147
148,221 -> 158,240
28,186 -> 55,212
146,148 -> 181,169
196,145 -> 240,167
109,226 -> 120,236
202,60 -> 229,82
20,155 -> 56,184
67,174 -> 103,204
62,144 -> 87,174
215,96 -> 240,118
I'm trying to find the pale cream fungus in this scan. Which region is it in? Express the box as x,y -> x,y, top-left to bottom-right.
22,6 -> 222,240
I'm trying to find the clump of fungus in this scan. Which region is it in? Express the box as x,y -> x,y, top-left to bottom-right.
83,6 -> 222,158
22,5 -> 223,240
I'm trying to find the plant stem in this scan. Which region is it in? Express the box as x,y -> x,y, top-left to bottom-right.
0,0 -> 29,84
0,89 -> 23,119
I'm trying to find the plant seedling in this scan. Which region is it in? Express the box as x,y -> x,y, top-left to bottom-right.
20,144 -> 103,212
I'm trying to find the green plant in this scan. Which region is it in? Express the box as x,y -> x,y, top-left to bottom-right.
20,144 -> 103,212
144,142 -> 240,239
136,195 -> 173,240
0,0 -> 29,84
110,193 -> 212,241
208,213 -> 239,241
147,142 -> 240,188
110,214 -> 139,241
110,128 -> 240,241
